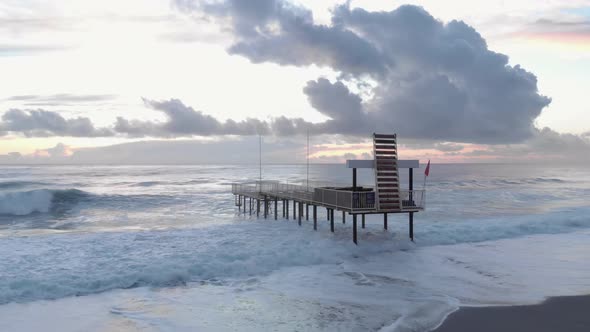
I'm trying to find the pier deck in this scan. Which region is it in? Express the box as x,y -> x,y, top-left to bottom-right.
230,133 -> 426,244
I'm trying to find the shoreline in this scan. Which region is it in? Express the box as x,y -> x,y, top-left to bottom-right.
432,295 -> 590,332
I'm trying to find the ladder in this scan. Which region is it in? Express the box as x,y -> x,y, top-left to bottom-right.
373,133 -> 401,211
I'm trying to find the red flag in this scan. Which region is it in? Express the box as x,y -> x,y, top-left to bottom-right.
424,160 -> 431,177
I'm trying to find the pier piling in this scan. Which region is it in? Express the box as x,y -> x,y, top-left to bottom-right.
342,211 -> 346,224
313,205 -> 317,230
384,213 -> 388,230
330,209 -> 334,232
264,196 -> 268,219
409,212 -> 414,241
353,214 -> 358,245
362,214 -> 365,228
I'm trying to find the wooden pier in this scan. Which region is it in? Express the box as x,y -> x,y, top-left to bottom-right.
231,133 -> 426,244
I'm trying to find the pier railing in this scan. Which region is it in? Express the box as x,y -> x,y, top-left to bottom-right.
232,180 -> 425,212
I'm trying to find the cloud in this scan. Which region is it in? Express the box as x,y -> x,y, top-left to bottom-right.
0,44 -> 70,56
174,1 -> 552,144
462,127 -> 590,162
507,17 -> 590,46
0,109 -> 113,137
434,143 -> 465,152
114,98 -> 274,137
5,94 -> 117,105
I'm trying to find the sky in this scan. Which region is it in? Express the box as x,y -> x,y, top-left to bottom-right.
0,0 -> 589,164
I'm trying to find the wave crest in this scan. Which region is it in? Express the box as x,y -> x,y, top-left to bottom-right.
0,189 -> 88,216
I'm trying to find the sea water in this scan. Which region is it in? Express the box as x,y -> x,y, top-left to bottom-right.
0,164 -> 589,331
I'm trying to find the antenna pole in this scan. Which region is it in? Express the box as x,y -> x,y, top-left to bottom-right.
307,129 -> 310,191
258,135 -> 262,185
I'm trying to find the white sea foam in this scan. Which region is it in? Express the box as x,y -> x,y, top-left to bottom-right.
1,230 -> 589,332
0,164 -> 589,331
0,190 -> 54,216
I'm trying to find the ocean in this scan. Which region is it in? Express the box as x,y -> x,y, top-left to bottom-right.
0,163 -> 589,331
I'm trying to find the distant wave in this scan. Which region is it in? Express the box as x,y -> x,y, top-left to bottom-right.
0,189 -> 89,216
435,177 -> 568,189
0,181 -> 48,189
131,181 -> 163,187
416,207 -> 590,246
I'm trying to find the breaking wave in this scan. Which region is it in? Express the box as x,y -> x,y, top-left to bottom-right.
0,189 -> 89,216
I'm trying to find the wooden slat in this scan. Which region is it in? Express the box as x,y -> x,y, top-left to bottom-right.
375,151 -> 396,155
377,172 -> 397,176
378,184 -> 399,188
375,155 -> 395,159
374,139 -> 396,144
374,134 -> 396,139
379,189 -> 398,193
375,145 -> 396,150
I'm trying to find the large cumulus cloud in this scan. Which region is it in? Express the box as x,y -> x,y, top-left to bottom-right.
175,0 -> 552,144
0,2 -> 554,144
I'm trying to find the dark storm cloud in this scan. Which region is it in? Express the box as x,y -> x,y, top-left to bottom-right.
173,1 -> 552,144
0,109 -> 113,137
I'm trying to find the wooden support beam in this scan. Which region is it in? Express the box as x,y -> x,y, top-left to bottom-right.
298,202 -> 302,226
306,204 -> 309,221
313,205 -> 317,231
293,200 -> 296,220
264,196 -> 268,219
330,209 -> 334,232
384,213 -> 388,230
256,199 -> 260,217
353,214 -> 358,245
274,199 -> 278,220
362,214 -> 365,228
409,212 -> 414,241
249,197 -> 252,215
286,200 -> 289,220
327,208 -> 330,221
342,211 -> 346,224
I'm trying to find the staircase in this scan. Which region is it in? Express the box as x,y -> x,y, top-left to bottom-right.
373,133 -> 401,211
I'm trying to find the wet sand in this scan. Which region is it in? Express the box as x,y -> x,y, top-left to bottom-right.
433,295 -> 590,332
